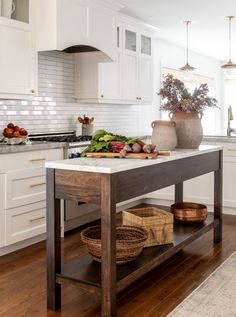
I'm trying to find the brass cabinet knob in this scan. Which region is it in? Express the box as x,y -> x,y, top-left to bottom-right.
30,89 -> 35,93
101,94 -> 104,98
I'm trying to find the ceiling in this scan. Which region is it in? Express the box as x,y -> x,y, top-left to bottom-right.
119,0 -> 236,61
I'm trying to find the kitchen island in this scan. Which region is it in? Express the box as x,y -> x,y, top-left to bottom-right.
46,145 -> 223,317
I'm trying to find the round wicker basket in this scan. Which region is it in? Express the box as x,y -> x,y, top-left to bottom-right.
81,225 -> 148,265
171,202 -> 207,223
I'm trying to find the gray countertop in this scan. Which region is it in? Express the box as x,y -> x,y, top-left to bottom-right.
203,136 -> 236,143
0,141 -> 66,154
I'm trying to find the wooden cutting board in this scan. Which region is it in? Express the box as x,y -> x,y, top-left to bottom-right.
85,151 -> 170,159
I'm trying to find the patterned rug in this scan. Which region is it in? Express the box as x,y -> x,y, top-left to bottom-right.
167,252 -> 236,317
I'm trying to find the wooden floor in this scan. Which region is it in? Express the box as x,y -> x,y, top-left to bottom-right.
1,214 -> 236,317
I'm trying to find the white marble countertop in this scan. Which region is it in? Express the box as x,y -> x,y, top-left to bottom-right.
45,145 -> 223,174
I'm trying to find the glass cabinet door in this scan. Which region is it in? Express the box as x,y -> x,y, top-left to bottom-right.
125,30 -> 137,52
141,35 -> 151,55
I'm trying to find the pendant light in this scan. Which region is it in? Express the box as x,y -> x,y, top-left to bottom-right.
221,16 -> 236,76
179,20 -> 196,74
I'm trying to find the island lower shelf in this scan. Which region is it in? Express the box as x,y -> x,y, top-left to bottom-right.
56,213 -> 218,295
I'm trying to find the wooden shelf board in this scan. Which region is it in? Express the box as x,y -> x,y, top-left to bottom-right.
57,214 -> 217,293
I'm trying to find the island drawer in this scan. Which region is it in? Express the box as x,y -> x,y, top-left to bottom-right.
5,201 -> 46,245
5,167 -> 46,209
0,148 -> 63,172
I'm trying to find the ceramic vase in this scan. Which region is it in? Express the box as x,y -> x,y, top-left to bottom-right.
169,111 -> 203,149
151,120 -> 177,151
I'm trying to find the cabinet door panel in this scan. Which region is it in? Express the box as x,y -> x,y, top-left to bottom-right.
0,174 -> 5,247
184,173 -> 214,205
99,51 -> 121,100
139,56 -> 153,102
0,21 -> 36,97
123,53 -> 139,101
223,156 -> 236,208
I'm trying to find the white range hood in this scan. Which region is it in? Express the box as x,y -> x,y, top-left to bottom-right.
30,0 -> 124,61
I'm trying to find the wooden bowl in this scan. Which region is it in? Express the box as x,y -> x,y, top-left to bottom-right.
171,202 -> 207,223
81,225 -> 148,265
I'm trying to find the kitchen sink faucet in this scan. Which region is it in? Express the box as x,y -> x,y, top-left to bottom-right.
227,106 -> 236,136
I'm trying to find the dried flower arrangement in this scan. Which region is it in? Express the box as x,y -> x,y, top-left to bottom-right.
158,74 -> 218,113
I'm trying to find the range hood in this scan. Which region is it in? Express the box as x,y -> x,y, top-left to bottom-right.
30,0 -> 124,61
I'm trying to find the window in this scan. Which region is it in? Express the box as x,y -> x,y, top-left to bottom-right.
161,67 -> 217,135
225,79 -> 236,130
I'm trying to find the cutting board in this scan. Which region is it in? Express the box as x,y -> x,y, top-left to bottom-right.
85,151 -> 170,159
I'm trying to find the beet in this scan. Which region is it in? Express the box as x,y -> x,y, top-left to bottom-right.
109,141 -> 125,153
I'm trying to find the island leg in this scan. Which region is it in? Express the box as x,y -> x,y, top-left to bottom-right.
46,168 -> 61,311
214,150 -> 223,243
101,174 -> 117,317
175,182 -> 183,203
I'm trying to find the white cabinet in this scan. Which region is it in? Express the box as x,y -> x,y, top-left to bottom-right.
223,156 -> 236,208
30,0 -> 119,61
122,24 -> 153,103
0,174 -> 6,247
75,50 -> 122,103
0,148 -> 63,247
0,17 -> 37,99
75,19 -> 154,104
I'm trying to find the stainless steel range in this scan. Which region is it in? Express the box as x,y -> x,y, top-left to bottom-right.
29,131 -> 100,232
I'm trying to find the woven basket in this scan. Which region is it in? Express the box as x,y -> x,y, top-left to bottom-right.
123,207 -> 173,247
81,225 -> 148,265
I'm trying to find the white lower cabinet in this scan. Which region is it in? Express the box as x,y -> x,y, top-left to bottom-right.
146,173 -> 214,206
0,148 -> 63,250
0,174 -> 6,247
5,201 -> 46,245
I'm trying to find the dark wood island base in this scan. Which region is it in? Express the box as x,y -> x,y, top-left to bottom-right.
46,147 -> 223,317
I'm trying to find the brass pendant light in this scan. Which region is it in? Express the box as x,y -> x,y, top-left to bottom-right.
179,20 -> 196,72
221,16 -> 236,72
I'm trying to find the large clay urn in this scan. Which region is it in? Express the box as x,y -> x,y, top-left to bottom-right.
169,111 -> 203,149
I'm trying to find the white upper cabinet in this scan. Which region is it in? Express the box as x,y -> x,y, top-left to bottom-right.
75,17 -> 155,104
30,0 -> 120,61
122,23 -> 153,103
0,17 -> 37,99
123,25 -> 139,102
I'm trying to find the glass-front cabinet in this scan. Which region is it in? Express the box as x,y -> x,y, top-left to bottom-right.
123,23 -> 153,103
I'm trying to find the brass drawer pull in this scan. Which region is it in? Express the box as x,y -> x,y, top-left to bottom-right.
30,158 -> 46,162
30,182 -> 46,188
29,216 -> 45,222
227,148 -> 236,151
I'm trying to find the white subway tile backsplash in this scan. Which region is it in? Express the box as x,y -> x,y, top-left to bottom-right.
0,51 -> 156,136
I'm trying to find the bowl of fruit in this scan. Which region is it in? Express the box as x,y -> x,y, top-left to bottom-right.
2,123 -> 28,145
